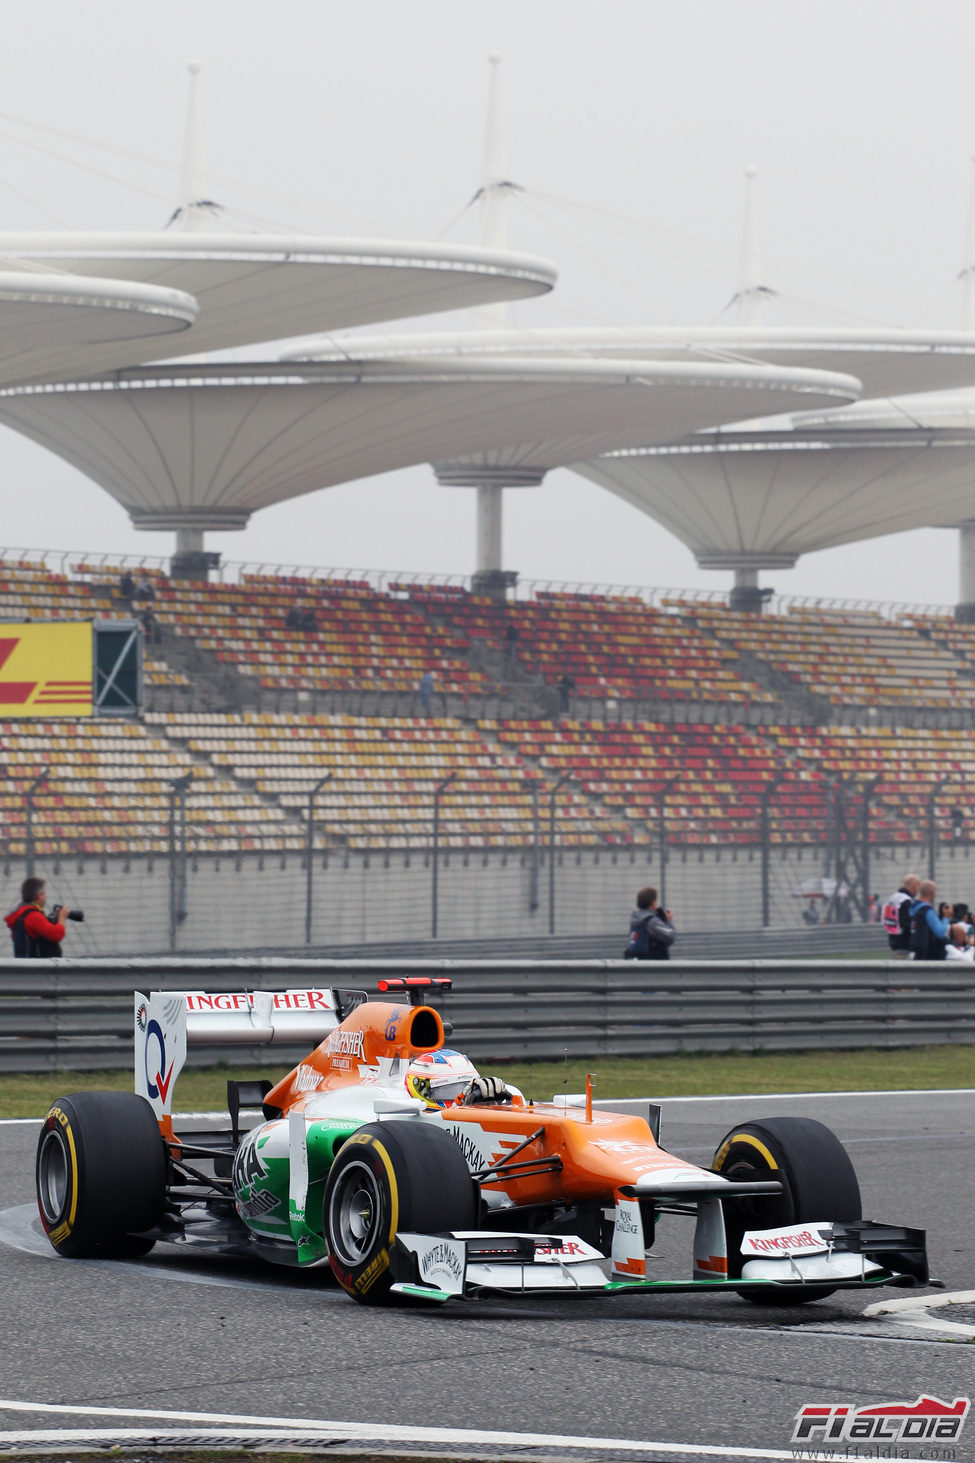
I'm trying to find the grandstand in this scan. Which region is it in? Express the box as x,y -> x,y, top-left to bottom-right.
2,552 -> 973,953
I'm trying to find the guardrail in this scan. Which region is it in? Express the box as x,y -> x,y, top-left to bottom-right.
313,924 -> 889,963
2,956 -> 973,1075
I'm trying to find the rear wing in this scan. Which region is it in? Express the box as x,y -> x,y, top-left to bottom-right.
134,987 -> 360,1126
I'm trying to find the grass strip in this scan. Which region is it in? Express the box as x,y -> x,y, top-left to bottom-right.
3,1044 -> 971,1120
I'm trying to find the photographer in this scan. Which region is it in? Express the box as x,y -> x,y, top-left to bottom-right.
623,885 -> 676,961
5,877 -> 81,958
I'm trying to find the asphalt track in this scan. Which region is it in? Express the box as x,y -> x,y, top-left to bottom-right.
1,1089 -> 973,1462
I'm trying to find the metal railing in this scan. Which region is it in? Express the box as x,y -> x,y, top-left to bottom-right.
1,955 -> 971,1075
0,545 -> 957,620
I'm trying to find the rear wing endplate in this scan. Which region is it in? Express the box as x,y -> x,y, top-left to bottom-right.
134,987 -> 354,1124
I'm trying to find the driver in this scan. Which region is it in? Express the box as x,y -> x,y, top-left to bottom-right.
406,1049 -> 517,1108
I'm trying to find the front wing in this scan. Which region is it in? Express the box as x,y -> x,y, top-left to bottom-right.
389,1221 -> 930,1304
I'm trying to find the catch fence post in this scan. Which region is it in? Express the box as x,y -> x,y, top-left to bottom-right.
859,775 -> 880,920
928,776 -> 949,883
168,772 -> 192,951
432,773 -> 456,937
548,773 -> 572,935
529,778 -> 540,913
305,773 -> 332,946
760,772 -> 786,928
25,767 -> 49,877
657,775 -> 679,912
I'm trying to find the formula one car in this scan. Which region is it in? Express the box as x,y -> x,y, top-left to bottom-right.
35,978 -> 930,1306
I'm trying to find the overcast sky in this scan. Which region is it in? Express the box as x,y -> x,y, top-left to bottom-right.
2,0 -> 974,606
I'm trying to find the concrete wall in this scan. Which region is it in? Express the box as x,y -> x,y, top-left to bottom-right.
7,838 -> 971,956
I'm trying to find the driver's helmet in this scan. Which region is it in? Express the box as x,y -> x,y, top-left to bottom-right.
406,1049 -> 479,1108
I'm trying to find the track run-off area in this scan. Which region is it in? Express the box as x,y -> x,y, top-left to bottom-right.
1,1088 -> 973,1462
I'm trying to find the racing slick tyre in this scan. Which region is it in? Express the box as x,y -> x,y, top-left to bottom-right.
712,1116 -> 861,1307
324,1120 -> 477,1305
35,1092 -> 167,1258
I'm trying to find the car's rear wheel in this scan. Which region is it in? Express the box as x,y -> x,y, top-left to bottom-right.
324,1120 -> 477,1305
35,1092 -> 167,1258
712,1115 -> 861,1306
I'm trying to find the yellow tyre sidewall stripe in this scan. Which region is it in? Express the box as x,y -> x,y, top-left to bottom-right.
46,1106 -> 80,1240
367,1135 -> 399,1244
714,1131 -> 779,1173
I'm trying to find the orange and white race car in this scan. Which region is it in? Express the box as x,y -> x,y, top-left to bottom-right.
35,977 -> 930,1306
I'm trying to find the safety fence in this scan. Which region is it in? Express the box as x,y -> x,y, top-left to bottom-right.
1,546 -> 951,621
1,956 -> 972,1076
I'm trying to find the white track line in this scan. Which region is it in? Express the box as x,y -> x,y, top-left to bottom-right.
0,1431 -> 934,1463
864,1288 -> 975,1338
1,1089 -> 973,1127
0,1405 -> 933,1463
653,1088 -> 975,1102
0,1110 -> 233,1127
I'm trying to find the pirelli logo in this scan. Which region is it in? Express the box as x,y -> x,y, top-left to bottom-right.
0,624 -> 93,716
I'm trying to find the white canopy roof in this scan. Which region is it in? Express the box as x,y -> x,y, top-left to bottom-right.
574,385 -> 975,572
0,232 -> 557,385
575,415 -> 975,569
0,268 -> 197,388
783,386 -> 975,433
0,357 -> 859,532
282,325 -> 975,399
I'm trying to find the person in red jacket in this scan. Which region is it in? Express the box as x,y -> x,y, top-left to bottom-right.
5,877 -> 74,957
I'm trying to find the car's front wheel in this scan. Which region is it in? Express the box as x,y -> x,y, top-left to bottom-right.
324,1120 -> 477,1304
712,1115 -> 861,1306
35,1091 -> 167,1258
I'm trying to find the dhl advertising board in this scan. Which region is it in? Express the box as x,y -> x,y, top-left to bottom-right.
0,623 -> 93,716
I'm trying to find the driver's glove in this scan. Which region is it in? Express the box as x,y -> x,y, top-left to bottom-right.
464,1075 -> 512,1104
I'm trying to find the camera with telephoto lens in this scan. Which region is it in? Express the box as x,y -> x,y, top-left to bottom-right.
51,904 -> 84,923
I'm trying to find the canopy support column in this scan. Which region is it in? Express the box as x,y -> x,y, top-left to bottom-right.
957,524 -> 975,622
435,462 -> 545,601
729,566 -> 765,613
175,526 -> 204,556
477,482 -> 503,575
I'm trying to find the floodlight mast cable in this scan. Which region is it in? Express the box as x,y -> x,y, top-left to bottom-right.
475,54 -> 514,584
728,166 -> 778,612
477,53 -> 512,322
960,155 -> 975,332
735,166 -> 769,328
436,51 -> 539,594
169,60 -> 222,232
956,155 -> 975,621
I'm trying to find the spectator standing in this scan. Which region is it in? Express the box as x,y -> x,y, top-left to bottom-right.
951,900 -> 971,929
134,577 -> 156,603
118,570 -> 136,602
419,669 -> 434,717
557,672 -> 575,714
907,879 -> 952,961
5,877 -> 73,957
140,606 -> 161,645
285,605 -> 303,631
945,923 -> 975,961
881,872 -> 920,958
623,886 -> 676,960
503,622 -> 519,676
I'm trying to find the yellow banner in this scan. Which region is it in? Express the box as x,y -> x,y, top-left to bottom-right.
0,623 -> 93,717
